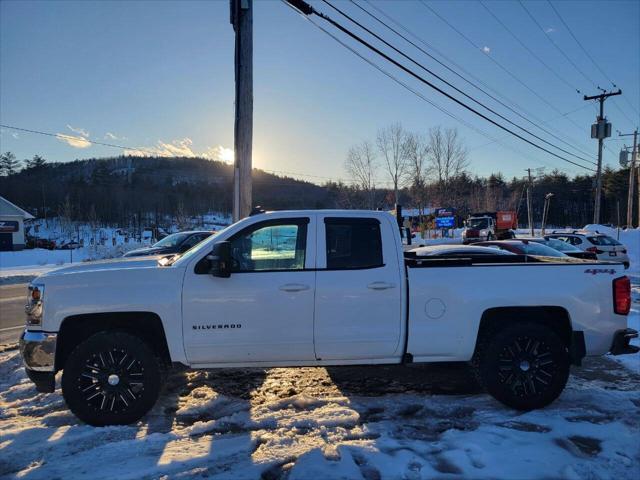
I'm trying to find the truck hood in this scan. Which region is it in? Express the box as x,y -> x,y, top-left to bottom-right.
37,256 -> 164,279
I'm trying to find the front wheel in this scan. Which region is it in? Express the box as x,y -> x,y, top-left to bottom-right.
62,331 -> 162,426
474,323 -> 570,410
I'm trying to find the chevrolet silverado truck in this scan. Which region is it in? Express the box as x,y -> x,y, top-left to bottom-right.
20,210 -> 637,426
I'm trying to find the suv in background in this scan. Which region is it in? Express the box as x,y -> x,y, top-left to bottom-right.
547,231 -> 630,268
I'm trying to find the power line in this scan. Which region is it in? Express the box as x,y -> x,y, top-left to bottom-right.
281,1 -> 580,174
350,0 -> 595,160
417,0 -> 596,149
323,0 -> 594,165
479,1 -> 580,94
518,0 -> 597,89
547,0 -> 639,118
518,0 -> 635,125
287,1 -> 595,171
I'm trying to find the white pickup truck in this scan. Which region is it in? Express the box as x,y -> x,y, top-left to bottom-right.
20,210 -> 637,426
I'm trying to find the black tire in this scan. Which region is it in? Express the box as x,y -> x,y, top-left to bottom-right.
474,323 -> 570,410
62,331 -> 162,426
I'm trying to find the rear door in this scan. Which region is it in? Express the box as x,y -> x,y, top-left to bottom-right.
314,215 -> 403,360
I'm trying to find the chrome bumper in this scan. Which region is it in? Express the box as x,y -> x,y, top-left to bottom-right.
19,330 -> 57,372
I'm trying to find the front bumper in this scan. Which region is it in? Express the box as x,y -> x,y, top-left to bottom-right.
19,330 -> 57,392
610,328 -> 640,355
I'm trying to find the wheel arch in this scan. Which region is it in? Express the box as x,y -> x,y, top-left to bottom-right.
474,306 -> 584,365
55,312 -> 172,371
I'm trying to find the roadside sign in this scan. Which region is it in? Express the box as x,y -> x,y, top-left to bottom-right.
435,216 -> 455,228
0,221 -> 19,232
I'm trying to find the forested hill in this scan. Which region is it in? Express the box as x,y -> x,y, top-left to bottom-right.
0,156 -> 332,225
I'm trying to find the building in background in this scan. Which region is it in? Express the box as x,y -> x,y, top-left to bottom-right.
0,196 -> 34,251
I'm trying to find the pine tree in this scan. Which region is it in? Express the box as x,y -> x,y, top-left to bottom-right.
0,152 -> 21,175
24,155 -> 47,169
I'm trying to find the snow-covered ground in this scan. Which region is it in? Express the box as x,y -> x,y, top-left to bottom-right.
0,348 -> 638,479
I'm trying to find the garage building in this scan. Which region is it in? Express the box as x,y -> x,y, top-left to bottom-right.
0,196 -> 35,251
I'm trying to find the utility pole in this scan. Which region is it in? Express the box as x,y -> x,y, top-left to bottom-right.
230,0 -> 253,221
619,128 -> 638,227
584,89 -> 621,224
526,168 -> 534,236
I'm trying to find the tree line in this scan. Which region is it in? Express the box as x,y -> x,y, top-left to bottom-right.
0,140 -> 635,229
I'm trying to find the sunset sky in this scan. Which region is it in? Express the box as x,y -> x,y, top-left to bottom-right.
1,0 -> 638,185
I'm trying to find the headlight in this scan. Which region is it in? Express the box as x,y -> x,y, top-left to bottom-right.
25,283 -> 44,327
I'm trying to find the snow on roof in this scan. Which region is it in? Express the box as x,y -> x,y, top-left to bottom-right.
0,196 -> 35,219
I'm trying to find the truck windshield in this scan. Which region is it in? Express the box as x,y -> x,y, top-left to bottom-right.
467,218 -> 489,229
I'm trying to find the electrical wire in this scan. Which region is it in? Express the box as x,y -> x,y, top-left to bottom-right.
417,0 -> 599,145
349,0 -> 595,160
547,0 -> 640,117
281,1 -> 591,174
287,1 -> 595,171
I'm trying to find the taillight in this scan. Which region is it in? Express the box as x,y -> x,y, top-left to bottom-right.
586,246 -> 603,254
613,276 -> 631,315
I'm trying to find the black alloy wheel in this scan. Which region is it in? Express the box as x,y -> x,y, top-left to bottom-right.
62,331 -> 162,426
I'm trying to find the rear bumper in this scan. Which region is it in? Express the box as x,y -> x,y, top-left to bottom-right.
19,330 -> 57,393
610,328 -> 640,355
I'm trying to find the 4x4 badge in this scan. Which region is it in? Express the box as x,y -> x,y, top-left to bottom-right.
584,268 -> 616,275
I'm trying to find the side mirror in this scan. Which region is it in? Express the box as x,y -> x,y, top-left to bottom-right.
206,241 -> 231,278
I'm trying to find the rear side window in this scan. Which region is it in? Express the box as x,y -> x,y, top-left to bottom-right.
588,236 -> 621,246
325,218 -> 383,269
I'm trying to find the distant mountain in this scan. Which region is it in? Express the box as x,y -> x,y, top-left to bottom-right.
0,156 -> 334,225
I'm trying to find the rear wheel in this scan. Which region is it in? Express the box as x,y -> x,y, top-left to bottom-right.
61,331 -> 162,426
474,323 -> 570,410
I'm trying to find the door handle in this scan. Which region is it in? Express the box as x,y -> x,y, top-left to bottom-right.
279,283 -> 310,292
367,281 -> 396,290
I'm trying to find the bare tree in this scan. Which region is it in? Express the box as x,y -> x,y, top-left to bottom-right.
377,123 -> 409,205
404,132 -> 430,215
427,127 -> 469,204
345,141 -> 378,209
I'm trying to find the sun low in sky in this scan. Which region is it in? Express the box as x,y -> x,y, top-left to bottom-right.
0,0 -> 638,183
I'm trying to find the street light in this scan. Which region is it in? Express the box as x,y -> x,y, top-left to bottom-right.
541,193 -> 555,236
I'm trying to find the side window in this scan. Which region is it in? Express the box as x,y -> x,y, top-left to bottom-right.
571,236 -> 583,245
229,220 -> 308,272
181,234 -> 205,250
325,218 -> 383,269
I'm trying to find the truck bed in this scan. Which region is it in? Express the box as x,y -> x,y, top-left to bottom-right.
403,255 -> 626,363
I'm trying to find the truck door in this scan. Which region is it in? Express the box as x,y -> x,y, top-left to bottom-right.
182,216 -> 317,364
314,215 -> 403,360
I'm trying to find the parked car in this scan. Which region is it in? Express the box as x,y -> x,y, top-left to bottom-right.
123,231 -> 214,258
20,210 -> 636,426
546,231 -> 630,268
523,237 -> 597,260
410,244 -> 515,257
475,239 -> 570,258
25,237 -> 56,250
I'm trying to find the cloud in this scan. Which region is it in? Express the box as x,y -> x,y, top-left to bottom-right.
56,133 -> 92,148
123,138 -> 234,162
55,124 -> 91,148
204,146 -> 234,163
104,132 -> 126,141
67,124 -> 89,138
545,27 -> 555,34
482,46 -> 491,54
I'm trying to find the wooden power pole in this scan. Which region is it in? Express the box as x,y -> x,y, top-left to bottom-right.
619,129 -> 638,227
526,168 -> 534,236
230,0 -> 253,221
584,89 -> 621,224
